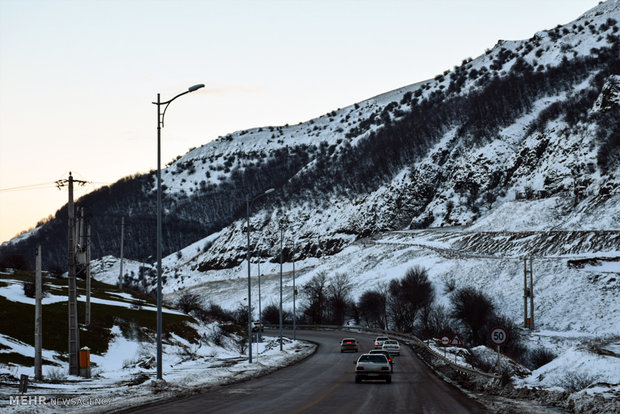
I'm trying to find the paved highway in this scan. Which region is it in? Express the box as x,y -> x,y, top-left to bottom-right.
126,329 -> 487,413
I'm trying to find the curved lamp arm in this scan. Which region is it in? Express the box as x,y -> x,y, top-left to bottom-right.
153,84 -> 205,128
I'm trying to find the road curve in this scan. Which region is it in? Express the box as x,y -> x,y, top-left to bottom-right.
126,329 -> 487,414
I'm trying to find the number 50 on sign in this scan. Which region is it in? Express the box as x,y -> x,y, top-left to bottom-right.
489,327 -> 508,346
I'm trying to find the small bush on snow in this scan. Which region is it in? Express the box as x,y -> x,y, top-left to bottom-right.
527,346 -> 557,370
205,325 -> 224,347
557,370 -> 601,392
176,292 -> 203,314
46,367 -> 67,382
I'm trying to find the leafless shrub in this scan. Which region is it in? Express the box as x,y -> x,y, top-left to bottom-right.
206,326 -> 224,347
236,336 -> 248,355
46,367 -> 67,382
465,351 -> 495,373
557,371 -> 600,392
527,346 -> 557,369
176,292 -> 203,314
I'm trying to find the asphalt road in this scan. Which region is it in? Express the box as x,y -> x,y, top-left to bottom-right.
127,330 -> 487,414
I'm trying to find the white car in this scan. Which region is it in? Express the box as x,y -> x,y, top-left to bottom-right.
381,339 -> 400,355
374,336 -> 390,349
355,353 -> 392,384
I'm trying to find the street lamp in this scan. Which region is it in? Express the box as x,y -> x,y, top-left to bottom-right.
257,260 -> 262,344
293,246 -> 296,341
153,83 -> 204,380
246,187 -> 274,363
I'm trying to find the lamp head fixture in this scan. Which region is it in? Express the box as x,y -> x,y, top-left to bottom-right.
188,84 -> 205,92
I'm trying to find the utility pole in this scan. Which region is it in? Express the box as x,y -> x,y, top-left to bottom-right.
34,244 -> 42,381
293,254 -> 296,341
279,228 -> 283,351
56,172 -> 87,376
67,173 -> 80,376
523,257 -> 534,329
258,260 -> 262,343
119,216 -> 124,290
85,223 -> 91,326
77,207 -> 84,254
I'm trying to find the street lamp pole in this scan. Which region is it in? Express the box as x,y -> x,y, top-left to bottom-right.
279,227 -> 283,351
258,260 -> 262,343
293,253 -> 296,341
153,83 -> 204,380
246,188 -> 274,363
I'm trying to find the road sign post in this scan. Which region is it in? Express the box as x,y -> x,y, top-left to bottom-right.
489,327 -> 508,375
441,336 -> 449,357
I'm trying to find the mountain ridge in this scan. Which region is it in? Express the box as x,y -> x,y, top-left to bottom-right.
1,0 -> 619,273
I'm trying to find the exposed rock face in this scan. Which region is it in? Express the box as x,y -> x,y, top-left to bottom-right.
2,1 -> 619,274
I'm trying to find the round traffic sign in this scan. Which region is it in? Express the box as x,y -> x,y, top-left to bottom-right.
489,327 -> 508,346
441,336 -> 449,345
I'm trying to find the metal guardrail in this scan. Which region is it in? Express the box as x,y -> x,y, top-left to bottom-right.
265,323 -> 499,379
341,326 -> 500,380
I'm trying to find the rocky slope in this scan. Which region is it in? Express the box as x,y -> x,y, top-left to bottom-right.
1,0 -> 619,274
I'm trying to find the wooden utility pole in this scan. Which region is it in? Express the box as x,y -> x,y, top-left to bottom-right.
77,207 -> 84,253
523,257 -> 534,329
293,255 -> 296,341
34,244 -> 42,380
85,223 -> 91,326
55,172 -> 87,376
67,173 -> 80,376
529,258 -> 534,329
119,216 -> 124,289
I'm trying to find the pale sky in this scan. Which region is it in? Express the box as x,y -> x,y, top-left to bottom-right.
0,0 -> 602,243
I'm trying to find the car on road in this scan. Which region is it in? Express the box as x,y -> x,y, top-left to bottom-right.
368,349 -> 393,371
340,338 -> 359,352
354,353 -> 392,384
382,339 -> 400,355
251,320 -> 263,332
374,336 -> 390,349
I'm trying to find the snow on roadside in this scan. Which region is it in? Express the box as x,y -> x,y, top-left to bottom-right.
519,344 -> 620,390
1,328 -> 315,413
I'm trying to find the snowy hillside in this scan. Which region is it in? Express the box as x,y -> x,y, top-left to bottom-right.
2,1 -> 619,274
0,2 -> 618,410
174,0 -> 620,272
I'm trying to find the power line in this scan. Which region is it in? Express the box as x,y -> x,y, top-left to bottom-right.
0,182 -> 58,192
0,179 -> 110,193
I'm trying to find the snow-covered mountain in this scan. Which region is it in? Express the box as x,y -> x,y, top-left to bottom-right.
176,0 -> 620,271
2,1 -> 619,274
1,1 -> 619,405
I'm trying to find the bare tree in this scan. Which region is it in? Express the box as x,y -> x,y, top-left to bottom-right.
302,272 -> 327,324
357,289 -> 386,328
451,286 -> 494,343
388,266 -> 434,332
326,273 -> 353,325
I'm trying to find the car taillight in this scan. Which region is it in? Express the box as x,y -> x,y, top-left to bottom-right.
375,342 -> 379,345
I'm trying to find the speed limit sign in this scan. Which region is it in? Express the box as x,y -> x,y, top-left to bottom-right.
489,327 -> 508,346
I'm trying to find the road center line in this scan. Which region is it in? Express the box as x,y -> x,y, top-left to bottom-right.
290,373 -> 349,414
